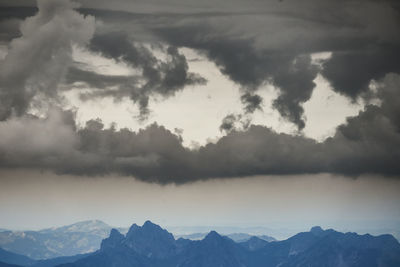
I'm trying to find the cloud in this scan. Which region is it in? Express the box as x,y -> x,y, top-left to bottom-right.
219,113 -> 251,133
0,0 -> 95,120
272,55 -> 318,130
142,0 -> 399,129
322,45 -> 400,99
0,74 -> 399,183
86,32 -> 207,120
240,93 -> 263,114
3,0 -> 399,129
65,66 -> 141,101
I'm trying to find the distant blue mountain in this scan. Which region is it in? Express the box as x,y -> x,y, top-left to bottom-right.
0,247 -> 90,267
0,221 -> 113,259
59,222 -> 400,267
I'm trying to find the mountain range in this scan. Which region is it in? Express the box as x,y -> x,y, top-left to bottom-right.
1,221 -> 399,267
60,222 -> 400,267
0,221 -> 276,260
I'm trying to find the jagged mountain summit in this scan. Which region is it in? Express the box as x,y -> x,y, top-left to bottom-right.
175,232 -> 276,242
59,222 -> 400,267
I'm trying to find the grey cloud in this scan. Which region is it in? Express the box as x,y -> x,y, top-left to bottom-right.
1,74 -> 399,183
3,0 -> 400,129
77,8 -> 323,129
219,114 -> 238,133
87,32 -> 207,120
272,55 -> 318,129
144,0 -> 399,129
322,45 -> 400,99
153,23 -> 317,129
241,93 -> 263,114
219,113 -> 251,133
65,67 -> 141,101
0,0 -> 95,120
0,18 -> 22,43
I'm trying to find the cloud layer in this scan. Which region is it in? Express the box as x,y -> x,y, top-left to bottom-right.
72,0 -> 400,129
0,73 -> 399,184
0,0 -> 399,183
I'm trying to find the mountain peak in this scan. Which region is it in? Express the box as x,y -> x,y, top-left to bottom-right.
310,226 -> 324,235
100,228 -> 124,250
143,220 -> 161,229
206,230 -> 221,238
126,223 -> 139,236
124,221 -> 176,259
109,228 -> 123,238
203,230 -> 225,243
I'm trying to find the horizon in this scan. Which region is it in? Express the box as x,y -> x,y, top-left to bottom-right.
1,171 -> 399,239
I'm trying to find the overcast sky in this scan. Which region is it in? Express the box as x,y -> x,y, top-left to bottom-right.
0,0 -> 399,234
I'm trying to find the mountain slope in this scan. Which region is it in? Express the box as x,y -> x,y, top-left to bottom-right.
0,247 -> 91,267
281,229 -> 400,267
31,253 -> 92,267
0,248 -> 35,266
0,262 -> 22,267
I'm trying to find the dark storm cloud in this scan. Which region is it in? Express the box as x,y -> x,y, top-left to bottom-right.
322,45 -> 400,99
153,23 -> 317,129
144,0 -> 399,128
1,73 -> 399,183
2,0 -> 399,129
0,18 -> 22,43
87,32 -> 206,119
272,55 -> 319,129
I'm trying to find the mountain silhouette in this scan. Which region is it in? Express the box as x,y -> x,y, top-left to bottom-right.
58,223 -> 400,267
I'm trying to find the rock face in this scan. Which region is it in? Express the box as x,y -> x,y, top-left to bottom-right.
239,236 -> 269,251
59,223 -> 400,267
123,221 -> 177,259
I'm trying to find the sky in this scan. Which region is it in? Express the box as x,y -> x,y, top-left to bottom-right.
0,0 -> 399,237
